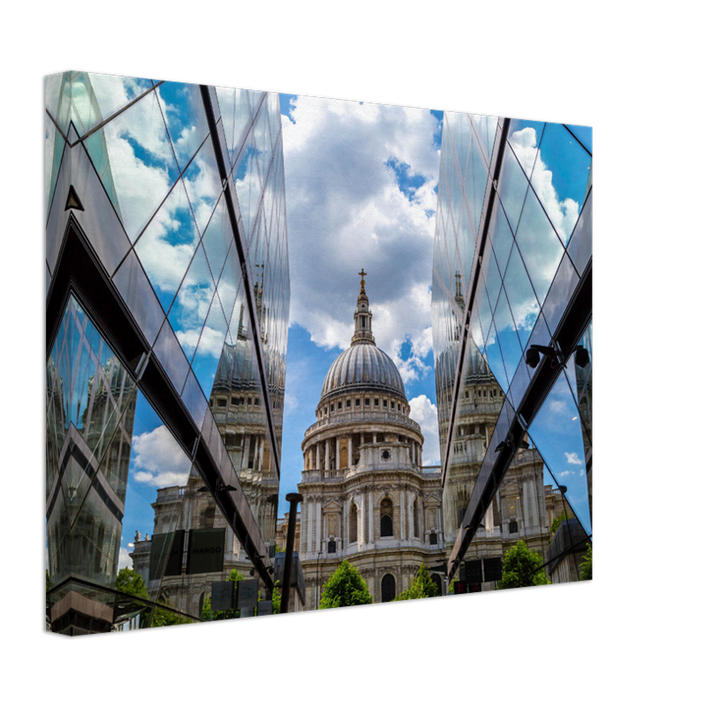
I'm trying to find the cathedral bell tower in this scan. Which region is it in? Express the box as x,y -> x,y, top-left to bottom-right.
351,269 -> 376,346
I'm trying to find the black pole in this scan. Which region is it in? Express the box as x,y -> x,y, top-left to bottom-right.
280,493 -> 302,614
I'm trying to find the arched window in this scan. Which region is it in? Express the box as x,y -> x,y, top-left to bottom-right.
380,498 -> 393,537
349,504 -> 358,544
381,574 -> 396,602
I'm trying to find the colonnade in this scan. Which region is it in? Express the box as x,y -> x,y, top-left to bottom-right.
303,433 -> 423,471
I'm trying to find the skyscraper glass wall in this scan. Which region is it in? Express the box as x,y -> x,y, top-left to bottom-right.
432,113 -> 592,587
45,72 -> 290,633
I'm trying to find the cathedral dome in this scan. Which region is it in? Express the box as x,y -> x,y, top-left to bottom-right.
320,342 -> 406,401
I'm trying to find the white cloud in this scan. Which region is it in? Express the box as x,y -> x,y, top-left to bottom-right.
408,394 -> 441,466
282,96 -> 441,383
565,451 -> 582,465
130,425 -> 192,488
117,547 -> 132,570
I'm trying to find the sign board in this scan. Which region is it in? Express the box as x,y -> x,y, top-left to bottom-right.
465,559 -> 483,583
210,581 -> 234,612
236,579 -> 259,608
149,530 -> 184,580
484,557 -> 503,582
257,601 -> 273,616
186,528 -> 225,575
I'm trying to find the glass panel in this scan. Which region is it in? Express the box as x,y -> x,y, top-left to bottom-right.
503,243 -> 540,350
168,243 -> 216,361
87,72 -> 154,125
134,177 -> 199,312
528,368 -> 592,536
199,195 -> 234,287
156,81 -> 211,174
101,88 -> 180,242
191,292 -> 230,397
470,114 -> 499,167
566,189 -> 592,276
442,334 -> 503,549
513,187 -> 565,308
183,136 -> 224,239
486,202 -> 514,277
507,119 -> 545,179
112,250 -> 165,345
574,322 -> 593,523
540,252 -> 579,335
531,122 -> 591,244
493,288 -> 524,392
497,140 -> 529,235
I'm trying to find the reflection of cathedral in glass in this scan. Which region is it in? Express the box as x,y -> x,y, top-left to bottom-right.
46,296 -> 138,631
437,277 -> 561,585
208,272 -> 283,542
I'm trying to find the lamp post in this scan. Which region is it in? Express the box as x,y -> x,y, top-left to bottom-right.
280,492 -> 302,614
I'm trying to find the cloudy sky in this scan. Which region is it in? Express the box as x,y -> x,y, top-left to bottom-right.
276,93 -> 444,510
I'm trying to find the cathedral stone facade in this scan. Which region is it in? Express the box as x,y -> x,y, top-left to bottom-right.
298,274 -> 446,606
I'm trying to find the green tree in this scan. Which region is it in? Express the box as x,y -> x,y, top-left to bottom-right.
271,581 -> 281,614
579,543 -> 592,581
497,540 -> 550,590
116,567 -> 149,598
393,564 -> 439,601
319,560 -> 373,609
550,510 -> 573,538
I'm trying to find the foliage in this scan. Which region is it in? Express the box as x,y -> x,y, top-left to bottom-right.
579,543 -> 592,581
497,540 -> 550,590
319,560 -> 373,609
272,581 -> 281,614
550,510 -> 573,538
393,564 -> 439,601
116,568 -> 149,599
152,601 -> 195,627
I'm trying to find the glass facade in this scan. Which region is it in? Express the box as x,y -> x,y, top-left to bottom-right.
45,72 -> 290,633
432,113 -> 592,589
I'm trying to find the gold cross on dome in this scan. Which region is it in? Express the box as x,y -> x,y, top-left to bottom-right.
359,268 -> 367,292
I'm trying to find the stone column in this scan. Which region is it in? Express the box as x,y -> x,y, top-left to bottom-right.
325,439 -> 329,471
367,489 -> 374,543
241,434 -> 250,470
258,438 -> 264,472
315,498 -> 322,554
335,437 -> 340,470
348,436 -> 353,467
400,488 -> 406,540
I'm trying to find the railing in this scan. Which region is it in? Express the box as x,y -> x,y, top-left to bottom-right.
304,410 -> 422,435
